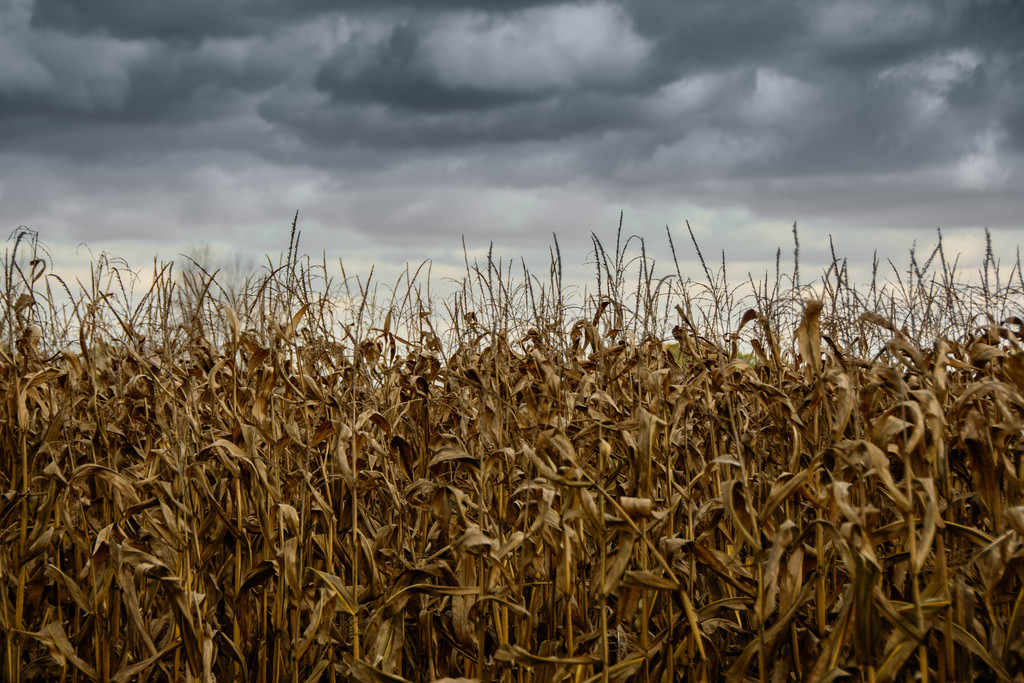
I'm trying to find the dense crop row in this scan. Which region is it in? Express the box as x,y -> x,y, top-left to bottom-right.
2,225 -> 1023,681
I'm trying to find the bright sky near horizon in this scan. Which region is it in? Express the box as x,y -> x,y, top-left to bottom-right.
2,0 -> 1023,290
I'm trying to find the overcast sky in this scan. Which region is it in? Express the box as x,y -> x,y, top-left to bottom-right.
2,0 -> 1022,290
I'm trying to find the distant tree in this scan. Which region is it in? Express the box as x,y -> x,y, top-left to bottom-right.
178,243 -> 258,310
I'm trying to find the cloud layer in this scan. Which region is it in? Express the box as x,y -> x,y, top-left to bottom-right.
3,0 -> 1022,282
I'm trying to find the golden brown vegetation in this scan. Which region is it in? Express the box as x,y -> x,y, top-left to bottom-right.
2,223 -> 1023,681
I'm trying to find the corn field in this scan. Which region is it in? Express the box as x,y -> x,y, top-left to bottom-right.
2,222 -> 1023,681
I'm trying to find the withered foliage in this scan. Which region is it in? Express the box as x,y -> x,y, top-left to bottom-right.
2,226 -> 1024,682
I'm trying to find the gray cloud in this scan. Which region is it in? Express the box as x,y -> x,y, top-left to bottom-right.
2,0 -> 1022,282
29,0 -> 563,40
312,23 -> 540,113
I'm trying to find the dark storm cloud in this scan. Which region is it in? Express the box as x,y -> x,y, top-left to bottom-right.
2,0 -> 1023,262
30,0 -> 563,40
262,0 -> 1024,185
313,24 -> 538,113
30,0 -> 298,41
0,47 -> 276,124
14,0 -> 1024,165
267,3 -> 655,151
626,1 -> 812,74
